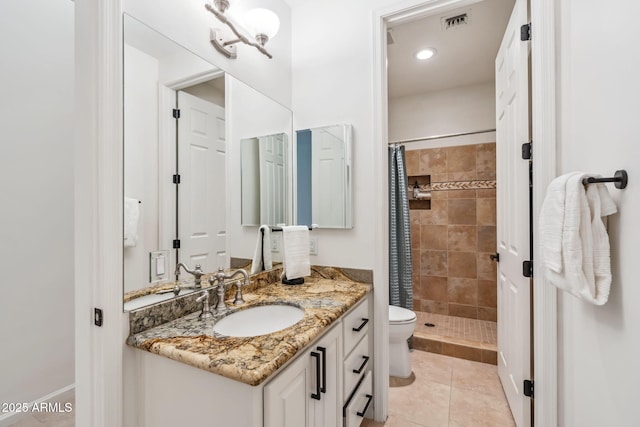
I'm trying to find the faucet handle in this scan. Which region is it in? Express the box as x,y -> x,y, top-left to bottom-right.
232,280 -> 245,305
196,290 -> 214,320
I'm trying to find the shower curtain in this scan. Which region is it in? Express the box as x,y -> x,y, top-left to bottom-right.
389,145 -> 413,310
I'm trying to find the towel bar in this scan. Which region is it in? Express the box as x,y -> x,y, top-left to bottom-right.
582,170 -> 628,189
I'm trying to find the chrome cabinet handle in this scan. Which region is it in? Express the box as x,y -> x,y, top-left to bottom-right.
357,394 -> 373,417
352,356 -> 370,374
310,351 -> 321,400
352,318 -> 369,332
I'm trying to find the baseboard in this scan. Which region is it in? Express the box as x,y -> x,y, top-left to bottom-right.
0,384 -> 75,427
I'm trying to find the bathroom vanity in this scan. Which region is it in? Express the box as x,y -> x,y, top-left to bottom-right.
127,268 -> 372,427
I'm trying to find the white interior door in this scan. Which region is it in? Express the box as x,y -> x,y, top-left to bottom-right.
259,134 -> 286,225
311,128 -> 345,227
177,90 -> 226,272
495,0 -> 531,426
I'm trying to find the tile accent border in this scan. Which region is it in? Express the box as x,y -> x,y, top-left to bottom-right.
430,180 -> 496,191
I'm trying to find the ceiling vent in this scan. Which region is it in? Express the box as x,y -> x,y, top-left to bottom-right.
441,11 -> 471,31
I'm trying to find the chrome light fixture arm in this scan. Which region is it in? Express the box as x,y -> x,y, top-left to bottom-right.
204,4 -> 273,59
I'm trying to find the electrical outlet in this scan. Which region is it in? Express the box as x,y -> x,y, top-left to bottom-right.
309,237 -> 318,255
271,236 -> 280,253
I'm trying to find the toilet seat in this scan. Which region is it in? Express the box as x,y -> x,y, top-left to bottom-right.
389,305 -> 417,325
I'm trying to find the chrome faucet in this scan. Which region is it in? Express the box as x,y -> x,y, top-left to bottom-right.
208,267 -> 249,315
175,262 -> 205,289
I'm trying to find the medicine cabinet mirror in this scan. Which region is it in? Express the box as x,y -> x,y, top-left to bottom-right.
295,124 -> 353,229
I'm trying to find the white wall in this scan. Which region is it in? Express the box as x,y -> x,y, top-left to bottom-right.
0,0 -> 75,421
389,82 -> 496,149
556,0 -> 640,425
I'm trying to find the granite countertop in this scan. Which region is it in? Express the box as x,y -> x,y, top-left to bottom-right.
126,273 -> 371,386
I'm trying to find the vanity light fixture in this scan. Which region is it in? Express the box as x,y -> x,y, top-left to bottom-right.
205,0 -> 280,59
415,48 -> 437,61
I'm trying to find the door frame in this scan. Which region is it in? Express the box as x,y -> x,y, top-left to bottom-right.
371,0 -> 558,424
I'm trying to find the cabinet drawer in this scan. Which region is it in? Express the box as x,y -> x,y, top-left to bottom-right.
344,335 -> 370,398
343,371 -> 373,427
343,296 -> 370,357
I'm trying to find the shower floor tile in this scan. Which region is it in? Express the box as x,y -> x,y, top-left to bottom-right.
413,312 -> 497,365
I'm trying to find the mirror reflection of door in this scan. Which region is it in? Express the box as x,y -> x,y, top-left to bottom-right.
259,134 -> 286,226
312,127 -> 347,228
240,134 -> 287,227
177,90 -> 226,274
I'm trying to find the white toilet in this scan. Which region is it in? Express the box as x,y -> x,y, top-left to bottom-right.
388,305 -> 417,378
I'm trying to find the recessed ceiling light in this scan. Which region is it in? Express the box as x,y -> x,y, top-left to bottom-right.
415,48 -> 436,61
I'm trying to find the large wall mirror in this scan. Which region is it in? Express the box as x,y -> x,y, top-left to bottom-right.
123,14 -> 292,311
295,124 -> 353,229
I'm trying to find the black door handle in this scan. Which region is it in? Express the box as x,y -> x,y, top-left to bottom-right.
352,356 -> 370,374
318,346 -> 326,394
310,351 -> 321,400
352,318 -> 369,332
490,253 -> 500,262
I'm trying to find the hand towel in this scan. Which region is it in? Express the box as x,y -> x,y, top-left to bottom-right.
251,225 -> 273,274
539,172 -> 617,305
282,225 -> 310,280
124,197 -> 140,248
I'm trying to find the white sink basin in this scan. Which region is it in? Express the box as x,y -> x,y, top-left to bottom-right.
213,304 -> 305,337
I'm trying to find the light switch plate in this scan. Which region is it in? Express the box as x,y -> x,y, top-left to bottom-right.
149,250 -> 169,283
309,237 -> 318,255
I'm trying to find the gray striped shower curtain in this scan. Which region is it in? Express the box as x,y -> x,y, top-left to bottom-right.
388,145 -> 413,310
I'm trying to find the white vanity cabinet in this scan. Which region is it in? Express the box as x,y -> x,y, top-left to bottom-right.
264,323 -> 342,427
341,294 -> 373,426
133,294 -> 372,427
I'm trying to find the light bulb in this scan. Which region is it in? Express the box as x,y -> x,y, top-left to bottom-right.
243,8 -> 280,44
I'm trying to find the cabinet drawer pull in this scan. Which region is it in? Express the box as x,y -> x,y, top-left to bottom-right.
352,318 -> 369,332
357,394 -> 373,417
310,351 -> 321,400
318,346 -> 327,394
352,355 -> 370,374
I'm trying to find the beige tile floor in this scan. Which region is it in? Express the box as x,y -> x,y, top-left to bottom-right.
362,350 -> 516,427
7,390 -> 74,427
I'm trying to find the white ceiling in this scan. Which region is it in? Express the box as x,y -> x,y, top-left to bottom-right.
387,0 -> 514,98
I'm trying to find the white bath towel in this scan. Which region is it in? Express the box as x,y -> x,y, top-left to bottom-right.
124,197 -> 140,248
282,225 -> 310,280
251,225 -> 273,274
539,172 -> 617,305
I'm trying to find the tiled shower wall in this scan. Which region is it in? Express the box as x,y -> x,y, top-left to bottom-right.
405,143 -> 497,321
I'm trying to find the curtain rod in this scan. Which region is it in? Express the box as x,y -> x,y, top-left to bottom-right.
388,128 -> 496,145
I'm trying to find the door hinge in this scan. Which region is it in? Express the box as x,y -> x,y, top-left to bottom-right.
521,23 -> 531,41
522,141 -> 532,160
490,253 -> 500,263
173,239 -> 181,249
523,260 -> 533,278
94,308 -> 103,327
173,174 -> 181,184
524,379 -> 534,398
172,108 -> 181,119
